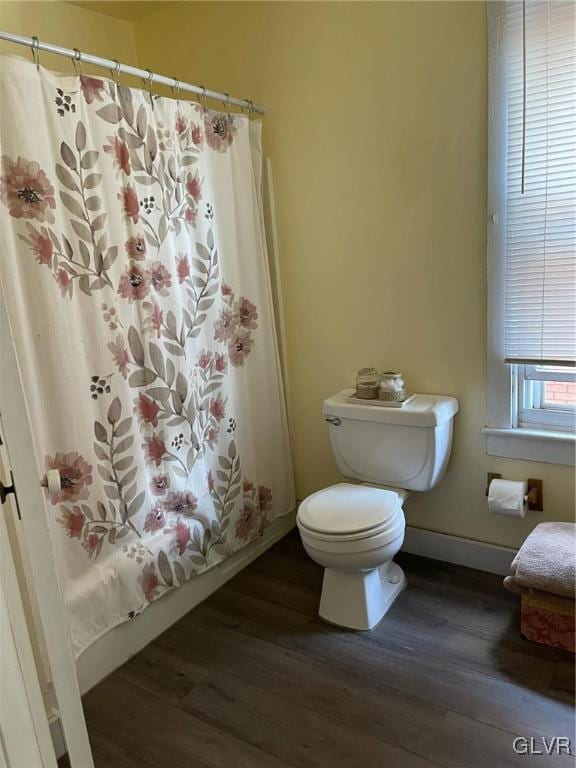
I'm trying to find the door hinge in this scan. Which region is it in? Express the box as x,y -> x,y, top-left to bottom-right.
0,471 -> 21,518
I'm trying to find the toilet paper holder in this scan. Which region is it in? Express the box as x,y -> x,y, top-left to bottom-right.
40,469 -> 62,494
486,473 -> 543,512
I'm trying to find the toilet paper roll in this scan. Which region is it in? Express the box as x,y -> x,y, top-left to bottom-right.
45,469 -> 62,495
488,479 -> 527,518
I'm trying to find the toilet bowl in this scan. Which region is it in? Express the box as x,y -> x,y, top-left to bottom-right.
297,389 -> 458,631
297,483 -> 407,630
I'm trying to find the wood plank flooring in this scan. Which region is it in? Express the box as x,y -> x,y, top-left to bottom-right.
80,530 -> 575,768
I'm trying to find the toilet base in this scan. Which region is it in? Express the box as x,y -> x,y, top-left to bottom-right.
318,561 -> 406,631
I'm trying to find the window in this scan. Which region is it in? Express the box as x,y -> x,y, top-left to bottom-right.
517,365 -> 576,430
485,1 -> 575,465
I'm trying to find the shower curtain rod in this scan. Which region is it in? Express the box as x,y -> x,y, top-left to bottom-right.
0,29 -> 266,114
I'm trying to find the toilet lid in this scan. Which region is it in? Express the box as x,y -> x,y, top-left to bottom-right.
297,483 -> 401,536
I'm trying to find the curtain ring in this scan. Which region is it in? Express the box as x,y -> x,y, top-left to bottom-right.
141,69 -> 154,103
30,36 -> 40,70
222,92 -> 231,116
109,58 -> 121,86
171,77 -> 181,105
199,85 -> 207,113
72,48 -> 82,77
246,99 -> 254,119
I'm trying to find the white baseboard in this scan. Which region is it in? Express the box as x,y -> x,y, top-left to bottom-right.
402,526 -> 517,576
76,511 -> 296,694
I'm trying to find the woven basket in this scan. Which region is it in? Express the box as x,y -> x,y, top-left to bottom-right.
379,388 -> 407,402
356,383 -> 379,399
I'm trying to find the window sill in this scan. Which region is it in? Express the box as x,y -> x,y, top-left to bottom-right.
483,427 -> 575,466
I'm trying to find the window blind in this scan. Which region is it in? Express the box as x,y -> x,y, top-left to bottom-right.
503,0 -> 576,365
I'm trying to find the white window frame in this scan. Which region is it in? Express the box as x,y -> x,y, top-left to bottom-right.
484,2 -> 575,466
518,365 -> 576,430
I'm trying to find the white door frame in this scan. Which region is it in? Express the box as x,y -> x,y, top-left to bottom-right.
0,295 -> 94,767
0,501 -> 57,768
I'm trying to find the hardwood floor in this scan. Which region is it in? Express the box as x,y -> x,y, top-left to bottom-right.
81,530 -> 575,768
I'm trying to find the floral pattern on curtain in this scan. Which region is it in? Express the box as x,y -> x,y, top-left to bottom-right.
0,55 -> 294,655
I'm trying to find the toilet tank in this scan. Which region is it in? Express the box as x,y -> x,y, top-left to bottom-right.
323,389 -> 459,492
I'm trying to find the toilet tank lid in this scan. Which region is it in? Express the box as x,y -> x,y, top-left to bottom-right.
323,389 -> 459,427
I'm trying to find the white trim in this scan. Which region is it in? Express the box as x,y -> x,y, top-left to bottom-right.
0,291 -> 94,767
0,416 -> 53,693
483,427 -> 575,465
523,365 -> 576,383
402,526 -> 517,577
76,511 -> 295,694
486,1 -> 512,431
0,500 -> 57,767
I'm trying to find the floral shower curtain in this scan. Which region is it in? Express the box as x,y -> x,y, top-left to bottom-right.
0,55 -> 294,655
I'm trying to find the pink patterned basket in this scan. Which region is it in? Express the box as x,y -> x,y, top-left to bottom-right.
521,590 -> 575,653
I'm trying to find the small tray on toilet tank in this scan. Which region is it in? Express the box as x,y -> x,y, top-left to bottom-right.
346,393 -> 416,408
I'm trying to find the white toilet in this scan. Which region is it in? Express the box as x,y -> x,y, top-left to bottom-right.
297,388 -> 458,630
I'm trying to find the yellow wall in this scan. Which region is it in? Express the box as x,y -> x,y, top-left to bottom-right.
133,0 -> 574,549
1,1 -> 573,548
0,1 -> 138,72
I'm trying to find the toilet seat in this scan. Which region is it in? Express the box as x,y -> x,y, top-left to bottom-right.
297,483 -> 405,549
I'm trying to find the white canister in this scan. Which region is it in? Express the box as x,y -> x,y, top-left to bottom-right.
379,371 -> 407,401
